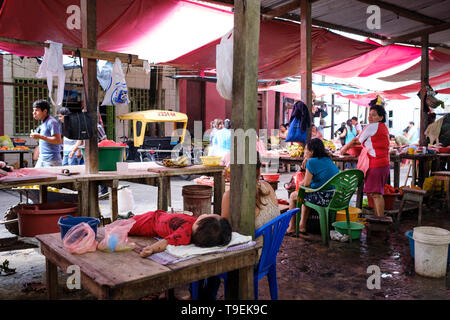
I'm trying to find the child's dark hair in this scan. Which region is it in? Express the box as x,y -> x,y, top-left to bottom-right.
191,216 -> 232,247
306,138 -> 330,159
33,99 -> 51,113
370,105 -> 387,123
56,107 -> 71,116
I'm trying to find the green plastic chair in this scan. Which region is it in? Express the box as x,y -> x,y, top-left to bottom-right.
295,169 -> 364,245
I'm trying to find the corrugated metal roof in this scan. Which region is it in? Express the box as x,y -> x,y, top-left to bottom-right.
201,0 -> 450,47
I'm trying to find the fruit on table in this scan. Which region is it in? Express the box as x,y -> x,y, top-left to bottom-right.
0,146 -> 30,151
163,155 -> 189,167
287,143 -> 304,157
323,140 -> 336,151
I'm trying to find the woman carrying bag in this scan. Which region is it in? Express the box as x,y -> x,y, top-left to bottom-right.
340,97 -> 390,217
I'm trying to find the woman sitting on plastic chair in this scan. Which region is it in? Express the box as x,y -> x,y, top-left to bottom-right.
286,139 -> 339,238
195,152 -> 280,300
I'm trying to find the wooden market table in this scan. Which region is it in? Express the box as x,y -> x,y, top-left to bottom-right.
0,149 -> 32,168
147,164 -> 225,214
398,153 -> 439,187
36,228 -> 261,300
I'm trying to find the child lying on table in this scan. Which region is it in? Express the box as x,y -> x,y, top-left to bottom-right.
128,210 -> 232,258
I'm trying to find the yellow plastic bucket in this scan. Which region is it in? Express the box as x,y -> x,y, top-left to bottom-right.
336,206 -> 362,222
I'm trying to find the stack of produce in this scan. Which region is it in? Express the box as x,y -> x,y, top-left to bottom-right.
287,143 -> 304,157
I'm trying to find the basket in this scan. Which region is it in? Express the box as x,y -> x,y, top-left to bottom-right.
58,215 -> 100,240
332,221 -> 364,240
200,156 -> 222,166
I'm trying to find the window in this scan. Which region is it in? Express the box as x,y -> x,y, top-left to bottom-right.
14,78 -> 48,135
128,87 -> 151,112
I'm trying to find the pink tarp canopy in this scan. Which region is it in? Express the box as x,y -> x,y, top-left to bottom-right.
379,49 -> 450,82
0,0 -> 234,63
165,19 -> 378,80
337,92 -> 410,107
384,71 -> 450,95
316,39 -> 422,78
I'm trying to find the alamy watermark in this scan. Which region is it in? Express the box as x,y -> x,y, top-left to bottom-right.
366,265 -> 381,290
66,265 -> 81,290
366,5 -> 381,30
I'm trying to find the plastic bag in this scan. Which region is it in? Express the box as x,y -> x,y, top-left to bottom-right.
97,61 -> 113,91
101,57 -> 130,107
357,147 -> 369,176
216,30 -> 233,101
63,222 -> 98,255
97,219 -> 136,253
285,117 -> 307,143
118,188 -> 135,215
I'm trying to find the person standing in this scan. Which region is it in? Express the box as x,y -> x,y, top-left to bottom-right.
30,100 -> 63,167
344,119 -> 357,145
407,121 -> 419,144
341,103 -> 390,217
56,107 -> 83,166
334,122 -> 347,147
352,116 -> 362,135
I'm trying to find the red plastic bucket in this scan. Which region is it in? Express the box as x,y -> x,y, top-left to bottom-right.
17,202 -> 78,237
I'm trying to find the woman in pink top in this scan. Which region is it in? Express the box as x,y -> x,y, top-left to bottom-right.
340,104 -> 390,217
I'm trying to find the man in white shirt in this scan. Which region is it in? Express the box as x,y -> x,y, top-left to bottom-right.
352,117 -> 362,135
408,121 -> 419,144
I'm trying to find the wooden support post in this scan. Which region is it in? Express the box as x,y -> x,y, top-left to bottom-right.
109,180 -> 119,221
300,0 -> 313,142
274,91 -> 280,130
419,35 -> 429,147
81,0 -> 99,174
45,258 -> 58,300
330,94 -> 335,140
229,0 -> 260,300
230,0 -> 260,236
39,185 -> 48,203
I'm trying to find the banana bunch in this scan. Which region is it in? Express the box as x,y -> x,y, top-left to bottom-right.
286,143 -> 304,157
323,140 -> 336,152
163,155 -> 189,167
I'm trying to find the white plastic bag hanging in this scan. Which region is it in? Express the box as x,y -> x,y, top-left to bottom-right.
36,40 -> 66,107
216,30 -> 233,101
101,57 -> 130,107
97,61 -> 113,91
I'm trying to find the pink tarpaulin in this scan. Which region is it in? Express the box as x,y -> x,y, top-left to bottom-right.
0,0 -> 233,63
379,49 -> 450,82
337,92 -> 410,107
165,19 -> 377,80
384,71 -> 450,95
316,41 -> 422,78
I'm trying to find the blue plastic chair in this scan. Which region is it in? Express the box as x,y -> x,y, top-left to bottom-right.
191,208 -> 300,300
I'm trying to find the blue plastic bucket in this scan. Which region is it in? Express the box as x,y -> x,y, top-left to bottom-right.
58,215 -> 100,239
405,230 -> 450,263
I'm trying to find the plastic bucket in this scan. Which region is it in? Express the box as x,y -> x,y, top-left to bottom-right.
412,226 -> 450,278
182,185 -> 213,217
332,221 -> 364,240
17,202 -> 78,237
335,207 -> 361,222
58,215 -> 100,240
80,146 -> 126,171
367,193 -> 399,210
